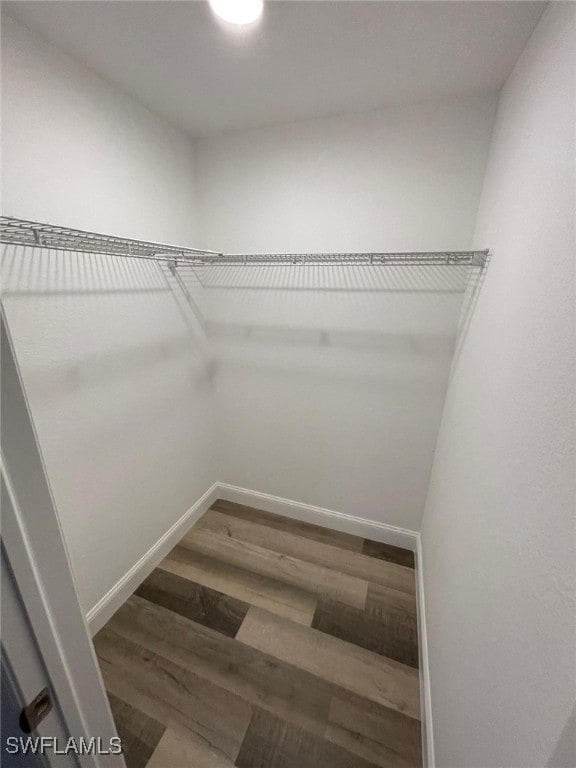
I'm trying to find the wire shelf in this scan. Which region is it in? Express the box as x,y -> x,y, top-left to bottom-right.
0,217 -> 488,267
0,217 -> 219,264
197,251 -> 487,267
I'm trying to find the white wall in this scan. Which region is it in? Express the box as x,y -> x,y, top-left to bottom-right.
194,96 -> 497,529
1,15 -> 216,616
420,4 -> 576,767
195,95 -> 497,253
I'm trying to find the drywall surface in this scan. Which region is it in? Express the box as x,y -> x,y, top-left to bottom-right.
203,265 -> 470,530
420,4 -> 576,767
1,16 -> 216,615
0,14 -> 200,243
194,96 -> 497,528
195,95 -> 497,253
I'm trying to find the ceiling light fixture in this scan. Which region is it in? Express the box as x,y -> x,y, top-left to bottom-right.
208,0 -> 263,26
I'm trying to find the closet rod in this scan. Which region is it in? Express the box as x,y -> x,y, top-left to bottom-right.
0,217 -> 488,268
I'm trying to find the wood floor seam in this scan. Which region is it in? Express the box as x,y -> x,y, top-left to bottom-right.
178,528 -> 371,608
94,500 -> 422,768
196,508 -> 416,594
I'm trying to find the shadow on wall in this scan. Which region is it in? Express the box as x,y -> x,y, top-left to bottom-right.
0,247 -> 486,532
0,247 -> 488,393
0,244 -> 212,398
448,250 -> 493,380
1,244 -> 208,332
2,243 -> 176,295
191,262 -> 472,293
1,241 -> 223,616
197,262 -> 481,527
171,262 -> 480,380
204,321 -> 459,395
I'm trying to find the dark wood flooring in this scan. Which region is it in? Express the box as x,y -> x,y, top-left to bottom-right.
94,500 -> 421,768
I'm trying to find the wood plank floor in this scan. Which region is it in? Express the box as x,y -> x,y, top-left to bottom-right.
94,500 -> 422,768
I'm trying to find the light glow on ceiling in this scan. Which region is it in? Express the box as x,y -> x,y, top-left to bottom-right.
208,0 -> 264,26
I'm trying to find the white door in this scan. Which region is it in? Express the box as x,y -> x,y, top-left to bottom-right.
2,525 -> 76,768
1,310 -> 125,768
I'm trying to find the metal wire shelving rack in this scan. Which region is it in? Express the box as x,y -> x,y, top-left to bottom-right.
0,217 -> 218,265
0,217 -> 488,268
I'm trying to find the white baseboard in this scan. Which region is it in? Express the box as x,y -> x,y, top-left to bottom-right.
86,480 -> 432,765
86,482 -> 219,636
217,483 -> 432,764
216,482 -> 419,551
415,534 -> 435,768
87,482 -> 418,636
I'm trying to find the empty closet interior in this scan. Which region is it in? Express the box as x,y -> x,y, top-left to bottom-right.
1,3 -> 574,768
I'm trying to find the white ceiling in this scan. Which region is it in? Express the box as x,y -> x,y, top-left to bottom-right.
5,1 -> 545,138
